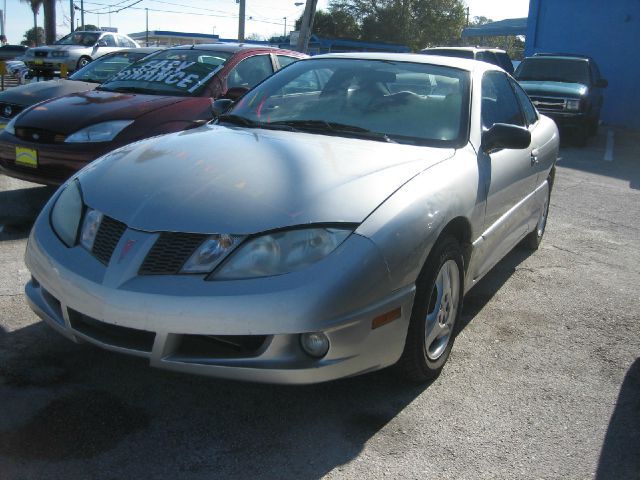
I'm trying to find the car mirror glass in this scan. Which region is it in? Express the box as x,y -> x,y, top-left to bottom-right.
211,99 -> 234,118
482,123 -> 531,153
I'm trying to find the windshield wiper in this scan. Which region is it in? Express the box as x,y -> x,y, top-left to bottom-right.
268,120 -> 395,142
217,114 -> 261,127
99,86 -> 162,95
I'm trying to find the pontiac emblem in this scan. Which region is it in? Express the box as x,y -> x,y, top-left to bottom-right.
32,133 -> 40,140
2,106 -> 11,117
118,239 -> 137,262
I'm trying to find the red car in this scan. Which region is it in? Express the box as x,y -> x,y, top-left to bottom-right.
0,43 -> 306,185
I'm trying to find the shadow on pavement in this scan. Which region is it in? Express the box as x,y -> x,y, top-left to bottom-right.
595,357 -> 640,480
0,185 -> 55,241
558,126 -> 640,190
0,242 -> 535,478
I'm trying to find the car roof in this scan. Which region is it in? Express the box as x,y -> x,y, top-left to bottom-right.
421,46 -> 508,54
116,47 -> 164,54
525,54 -> 590,62
307,51 -> 498,73
165,43 -> 301,54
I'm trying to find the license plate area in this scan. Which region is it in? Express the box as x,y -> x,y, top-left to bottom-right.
16,147 -> 38,168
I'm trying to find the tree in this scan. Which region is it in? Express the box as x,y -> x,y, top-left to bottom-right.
464,16 -> 526,60
295,10 -> 360,39
21,26 -> 45,46
327,0 -> 466,50
42,0 -> 56,44
80,24 -> 100,31
245,33 -> 265,41
21,0 -> 43,45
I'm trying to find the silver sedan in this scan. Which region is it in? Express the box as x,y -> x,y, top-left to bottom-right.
24,31 -> 139,74
24,53 -> 559,384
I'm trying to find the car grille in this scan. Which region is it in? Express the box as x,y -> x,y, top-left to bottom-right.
68,308 -> 156,353
92,215 -> 127,265
0,103 -> 24,119
34,51 -> 48,58
14,127 -> 67,144
530,96 -> 566,111
139,232 -> 208,275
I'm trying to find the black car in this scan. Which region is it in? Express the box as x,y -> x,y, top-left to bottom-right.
0,48 -> 161,130
0,45 -> 28,61
515,53 -> 608,146
420,47 -> 514,74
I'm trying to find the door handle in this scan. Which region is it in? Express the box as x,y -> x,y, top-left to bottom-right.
530,149 -> 539,166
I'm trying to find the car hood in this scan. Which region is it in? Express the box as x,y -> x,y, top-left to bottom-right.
15,90 -> 186,133
518,80 -> 588,98
0,79 -> 97,107
80,125 -> 455,234
32,45 -> 87,53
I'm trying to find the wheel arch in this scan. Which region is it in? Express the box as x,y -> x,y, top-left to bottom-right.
433,216 -> 473,275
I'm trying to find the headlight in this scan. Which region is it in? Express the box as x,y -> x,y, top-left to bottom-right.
566,99 -> 581,111
211,227 -> 352,279
51,51 -> 69,58
50,179 -> 83,247
180,234 -> 245,274
80,209 -> 103,251
65,120 -> 134,143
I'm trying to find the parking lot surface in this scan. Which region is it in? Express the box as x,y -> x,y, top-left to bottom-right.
0,128 -> 638,479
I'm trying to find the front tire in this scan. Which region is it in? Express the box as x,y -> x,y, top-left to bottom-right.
76,56 -> 92,70
397,236 -> 464,382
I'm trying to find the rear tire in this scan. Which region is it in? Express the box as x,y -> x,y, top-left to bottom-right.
397,236 -> 464,382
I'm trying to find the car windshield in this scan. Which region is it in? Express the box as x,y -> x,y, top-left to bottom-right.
56,32 -> 100,46
222,58 -> 470,147
70,51 -> 153,83
515,58 -> 591,84
99,49 -> 232,96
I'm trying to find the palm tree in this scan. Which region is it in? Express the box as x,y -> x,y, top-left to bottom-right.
21,0 -> 44,45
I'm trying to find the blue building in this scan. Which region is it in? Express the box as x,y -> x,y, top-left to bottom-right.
525,0 -> 640,129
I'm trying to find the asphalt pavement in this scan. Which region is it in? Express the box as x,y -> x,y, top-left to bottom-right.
0,127 -> 638,479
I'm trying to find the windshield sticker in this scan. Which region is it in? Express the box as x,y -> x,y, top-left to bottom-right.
112,60 -> 219,91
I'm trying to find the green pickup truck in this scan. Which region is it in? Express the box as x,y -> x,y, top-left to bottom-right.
515,53 -> 608,146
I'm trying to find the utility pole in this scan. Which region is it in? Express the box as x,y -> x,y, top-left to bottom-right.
145,8 -> 149,46
295,0 -> 318,53
283,17 -> 286,37
80,0 -> 85,29
69,0 -> 74,32
238,0 -> 245,42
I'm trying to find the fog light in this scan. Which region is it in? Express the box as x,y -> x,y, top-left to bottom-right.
300,332 -> 330,358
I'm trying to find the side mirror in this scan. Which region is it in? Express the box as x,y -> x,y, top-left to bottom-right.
482,123 -> 531,152
211,98 -> 234,117
594,78 -> 608,88
224,86 -> 249,101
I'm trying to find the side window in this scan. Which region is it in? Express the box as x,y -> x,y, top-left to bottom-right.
510,78 -> 538,126
227,55 -> 274,89
277,55 -> 298,69
481,71 -> 525,129
102,35 -> 117,47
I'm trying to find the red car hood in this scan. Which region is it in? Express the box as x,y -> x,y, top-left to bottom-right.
15,90 -> 186,134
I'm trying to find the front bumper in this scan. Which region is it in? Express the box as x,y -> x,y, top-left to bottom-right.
26,57 -> 77,73
0,133 -> 111,185
538,110 -> 589,129
24,205 -> 415,384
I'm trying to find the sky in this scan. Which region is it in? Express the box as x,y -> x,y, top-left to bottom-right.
2,0 -> 530,46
